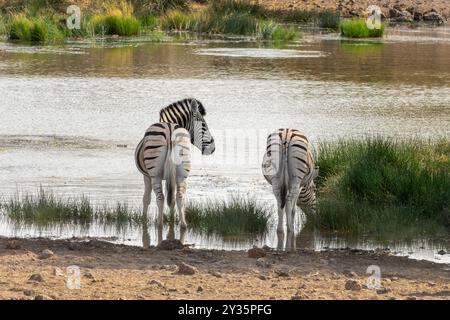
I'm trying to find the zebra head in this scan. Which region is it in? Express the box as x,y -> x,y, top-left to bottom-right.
188,99 -> 215,155
297,167 -> 319,214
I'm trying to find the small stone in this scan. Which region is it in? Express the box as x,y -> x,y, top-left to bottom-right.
343,269 -> 357,278
406,296 -> 417,300
6,240 -> 21,250
182,289 -> 190,294
209,271 -> 222,278
256,257 -> 270,268
38,249 -> 54,260
390,277 -> 399,281
437,250 -> 446,255
376,287 -> 391,294
53,267 -> 64,277
168,288 -> 177,292
197,286 -> 204,292
34,294 -> 51,300
248,247 -> 266,259
291,292 -> 307,300
28,274 -> 44,282
148,279 -> 164,288
427,281 -> 436,287
258,275 -> 268,280
157,239 -> 184,250
262,245 -> 272,251
345,280 -> 362,291
275,269 -> 290,277
23,289 -> 34,296
176,262 -> 197,275
83,271 -> 95,280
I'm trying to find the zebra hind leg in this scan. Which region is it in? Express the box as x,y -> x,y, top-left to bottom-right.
285,181 -> 301,232
143,175 -> 152,219
176,178 -> 188,229
273,183 -> 285,233
151,177 -> 165,227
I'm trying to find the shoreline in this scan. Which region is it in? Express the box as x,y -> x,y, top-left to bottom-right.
1,237 -> 448,300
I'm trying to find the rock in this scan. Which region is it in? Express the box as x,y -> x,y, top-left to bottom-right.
262,245 -> 272,251
83,271 -> 95,280
148,279 -> 165,288
176,262 -> 197,275
197,286 -> 204,292
28,274 -> 44,282
209,271 -> 222,278
248,247 -> 266,259
291,292 -> 308,300
23,289 -> 35,296
345,280 -> 362,291
157,239 -> 184,250
275,269 -> 290,277
6,240 -> 21,250
376,287 -> 391,294
406,296 -> 417,300
34,294 -> 51,300
343,269 -> 357,278
389,8 -> 414,22
427,281 -> 436,287
258,275 -> 268,280
38,249 -> 54,260
52,267 -> 64,277
423,11 -> 445,25
67,242 -> 78,251
390,277 -> 399,281
437,250 -> 446,255
256,258 -> 271,268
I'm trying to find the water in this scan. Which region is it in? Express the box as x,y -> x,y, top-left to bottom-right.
0,28 -> 449,263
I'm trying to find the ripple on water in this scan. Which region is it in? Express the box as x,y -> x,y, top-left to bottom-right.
194,48 -> 326,58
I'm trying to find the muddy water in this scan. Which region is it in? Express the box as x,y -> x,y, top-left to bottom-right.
0,28 -> 449,263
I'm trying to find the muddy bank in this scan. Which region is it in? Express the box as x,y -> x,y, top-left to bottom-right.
0,237 -> 448,300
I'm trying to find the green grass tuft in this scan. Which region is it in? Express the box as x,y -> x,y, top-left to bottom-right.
186,196 -> 271,236
309,138 -> 450,235
340,19 -> 385,38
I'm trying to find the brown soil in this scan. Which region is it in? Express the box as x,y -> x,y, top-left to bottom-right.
253,0 -> 449,19
1,237 -> 449,300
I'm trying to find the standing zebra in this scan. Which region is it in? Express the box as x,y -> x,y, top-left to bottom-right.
135,98 -> 215,229
262,128 -> 318,232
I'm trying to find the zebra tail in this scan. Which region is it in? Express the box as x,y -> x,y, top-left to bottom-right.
164,150 -> 176,209
279,144 -> 289,209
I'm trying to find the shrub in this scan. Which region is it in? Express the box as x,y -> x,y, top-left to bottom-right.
340,19 -> 384,38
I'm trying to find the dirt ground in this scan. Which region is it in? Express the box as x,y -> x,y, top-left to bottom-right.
255,0 -> 450,19
0,237 -> 449,300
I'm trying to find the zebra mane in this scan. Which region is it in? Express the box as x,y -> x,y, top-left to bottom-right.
159,98 -> 206,118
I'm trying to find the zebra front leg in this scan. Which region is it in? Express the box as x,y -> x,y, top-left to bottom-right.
151,177 -> 165,227
176,178 -> 188,229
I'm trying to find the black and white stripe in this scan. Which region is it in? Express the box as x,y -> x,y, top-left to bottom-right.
135,98 -> 215,229
262,128 -> 318,232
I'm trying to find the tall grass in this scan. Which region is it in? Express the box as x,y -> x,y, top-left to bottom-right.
340,19 -> 385,38
186,196 -> 271,236
92,1 -> 140,36
7,13 -> 64,43
308,138 -> 450,234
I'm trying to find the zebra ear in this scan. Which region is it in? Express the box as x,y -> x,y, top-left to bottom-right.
191,99 -> 205,116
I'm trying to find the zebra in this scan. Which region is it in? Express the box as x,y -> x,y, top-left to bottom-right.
135,98 -> 215,229
262,128 -> 318,232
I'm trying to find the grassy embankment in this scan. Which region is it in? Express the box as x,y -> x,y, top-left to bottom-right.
307,138 -> 450,236
0,0 -> 345,43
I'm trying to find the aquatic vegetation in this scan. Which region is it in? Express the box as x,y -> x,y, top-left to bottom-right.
186,196 -> 271,236
0,190 -> 270,236
340,19 -> 385,38
257,21 -> 299,41
8,14 -> 33,41
161,9 -> 194,31
308,138 -> 450,234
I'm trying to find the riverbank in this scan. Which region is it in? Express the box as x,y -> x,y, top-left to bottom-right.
0,237 -> 448,300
